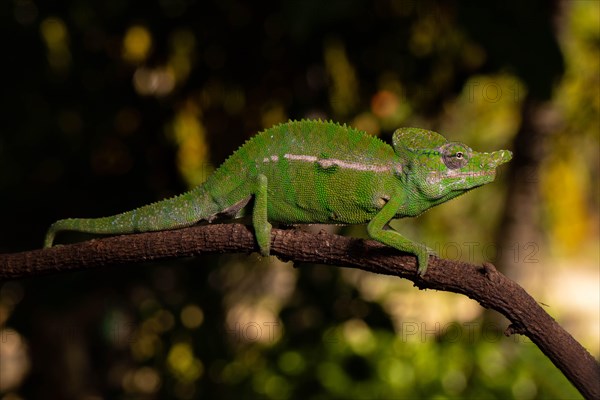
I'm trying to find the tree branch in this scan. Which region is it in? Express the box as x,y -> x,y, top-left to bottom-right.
0,224 -> 598,399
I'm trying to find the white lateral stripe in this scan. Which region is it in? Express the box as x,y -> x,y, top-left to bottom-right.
262,155 -> 279,163
283,153 -> 317,162
259,153 -> 392,172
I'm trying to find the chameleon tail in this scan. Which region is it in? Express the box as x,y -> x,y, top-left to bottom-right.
44,186 -> 221,248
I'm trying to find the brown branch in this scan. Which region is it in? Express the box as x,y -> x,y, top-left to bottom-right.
1,224 -> 598,399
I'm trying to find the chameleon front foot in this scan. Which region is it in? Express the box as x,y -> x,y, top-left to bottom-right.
415,244 -> 439,275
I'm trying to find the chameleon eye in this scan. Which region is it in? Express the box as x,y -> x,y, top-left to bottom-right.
440,143 -> 469,169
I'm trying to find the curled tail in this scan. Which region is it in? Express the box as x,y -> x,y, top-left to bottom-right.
44,186 -> 221,248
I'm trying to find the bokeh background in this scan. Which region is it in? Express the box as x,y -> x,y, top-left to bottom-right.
0,0 -> 598,399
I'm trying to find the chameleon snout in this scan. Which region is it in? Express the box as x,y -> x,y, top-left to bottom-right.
487,149 -> 512,168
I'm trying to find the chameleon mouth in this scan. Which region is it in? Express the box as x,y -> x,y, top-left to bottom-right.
426,169 -> 496,185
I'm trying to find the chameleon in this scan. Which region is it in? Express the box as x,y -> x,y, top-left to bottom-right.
44,120 -> 512,275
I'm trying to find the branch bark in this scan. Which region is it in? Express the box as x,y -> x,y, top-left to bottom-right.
0,224 -> 598,399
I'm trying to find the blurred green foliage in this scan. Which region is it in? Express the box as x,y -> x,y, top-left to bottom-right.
0,0 -> 597,399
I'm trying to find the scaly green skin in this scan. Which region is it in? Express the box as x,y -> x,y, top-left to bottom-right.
44,120 -> 512,275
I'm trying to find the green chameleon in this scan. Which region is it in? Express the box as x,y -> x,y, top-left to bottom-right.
44,120 -> 512,275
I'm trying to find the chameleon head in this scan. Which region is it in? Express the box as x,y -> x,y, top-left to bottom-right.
392,127 -> 512,210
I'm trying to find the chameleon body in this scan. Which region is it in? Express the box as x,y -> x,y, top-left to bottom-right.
44,120 -> 512,275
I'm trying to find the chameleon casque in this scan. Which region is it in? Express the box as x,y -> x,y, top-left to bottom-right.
44,120 -> 512,275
